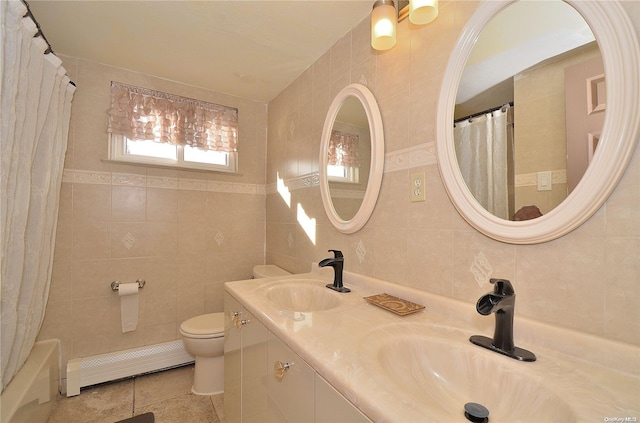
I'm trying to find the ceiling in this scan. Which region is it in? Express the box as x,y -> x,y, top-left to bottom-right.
28,1 -> 373,102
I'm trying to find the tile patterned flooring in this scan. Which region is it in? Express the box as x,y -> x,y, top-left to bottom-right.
46,365 -> 224,423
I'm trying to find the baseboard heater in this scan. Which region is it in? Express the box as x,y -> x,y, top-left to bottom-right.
66,340 -> 194,396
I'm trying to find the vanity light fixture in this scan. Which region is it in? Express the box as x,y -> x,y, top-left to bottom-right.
409,0 -> 438,25
371,0 -> 439,51
371,0 -> 397,50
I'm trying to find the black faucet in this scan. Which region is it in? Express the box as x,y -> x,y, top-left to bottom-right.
469,279 -> 536,361
318,250 -> 350,293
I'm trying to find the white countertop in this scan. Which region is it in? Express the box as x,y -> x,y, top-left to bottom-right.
225,269 -> 640,422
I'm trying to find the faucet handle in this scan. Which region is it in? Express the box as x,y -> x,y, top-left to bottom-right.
327,249 -> 343,259
490,278 -> 514,296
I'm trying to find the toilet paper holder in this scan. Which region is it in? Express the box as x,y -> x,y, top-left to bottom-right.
111,279 -> 146,291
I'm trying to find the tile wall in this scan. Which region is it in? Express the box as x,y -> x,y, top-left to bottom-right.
265,1 -> 640,347
37,57 -> 268,374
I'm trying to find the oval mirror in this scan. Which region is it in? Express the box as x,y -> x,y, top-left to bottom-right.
320,83 -> 384,234
437,0 -> 640,244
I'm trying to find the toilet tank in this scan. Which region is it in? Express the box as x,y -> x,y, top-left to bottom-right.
252,265 -> 291,279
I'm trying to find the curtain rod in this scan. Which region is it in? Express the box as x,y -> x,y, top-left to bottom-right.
21,0 -> 53,55
454,102 -> 514,124
20,0 -> 75,86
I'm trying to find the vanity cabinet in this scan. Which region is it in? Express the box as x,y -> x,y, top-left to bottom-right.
241,307 -> 274,423
267,333 -> 315,422
224,293 -> 276,423
224,293 -> 242,423
315,375 -> 371,423
224,292 -> 371,423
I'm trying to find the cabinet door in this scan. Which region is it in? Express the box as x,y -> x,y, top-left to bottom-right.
315,374 -> 372,423
224,293 -> 242,423
242,309 -> 275,423
267,333 -> 315,423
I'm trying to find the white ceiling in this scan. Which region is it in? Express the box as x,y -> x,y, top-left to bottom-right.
28,1 -> 373,102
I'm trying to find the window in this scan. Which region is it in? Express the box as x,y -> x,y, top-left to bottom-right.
327,130 -> 360,183
109,135 -> 237,172
327,163 -> 360,183
107,82 -> 238,173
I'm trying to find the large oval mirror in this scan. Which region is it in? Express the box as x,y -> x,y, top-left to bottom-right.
437,0 -> 640,244
320,83 -> 384,233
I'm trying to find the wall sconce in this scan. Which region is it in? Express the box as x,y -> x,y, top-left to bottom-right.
371,0 -> 397,51
371,0 -> 438,51
409,0 -> 438,25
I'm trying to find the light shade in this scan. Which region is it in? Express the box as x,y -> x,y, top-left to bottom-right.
371,0 -> 396,50
409,0 -> 438,25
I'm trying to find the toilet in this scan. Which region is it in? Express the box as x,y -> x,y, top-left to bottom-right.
180,265 -> 290,395
179,312 -> 224,395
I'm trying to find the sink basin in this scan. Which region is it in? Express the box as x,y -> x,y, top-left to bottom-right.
263,281 -> 341,312
361,331 -> 575,422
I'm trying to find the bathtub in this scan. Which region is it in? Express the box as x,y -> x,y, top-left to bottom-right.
1,339 -> 60,423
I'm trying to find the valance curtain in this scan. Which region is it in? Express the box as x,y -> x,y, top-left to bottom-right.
454,106 -> 513,220
1,0 -> 75,391
328,130 -> 360,167
107,81 -> 238,152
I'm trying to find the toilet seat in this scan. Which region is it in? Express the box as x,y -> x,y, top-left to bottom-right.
179,313 -> 224,339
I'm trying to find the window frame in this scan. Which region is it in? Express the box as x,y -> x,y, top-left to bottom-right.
327,164 -> 360,184
108,134 -> 238,173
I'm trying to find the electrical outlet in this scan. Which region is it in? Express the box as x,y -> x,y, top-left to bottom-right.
410,172 -> 426,202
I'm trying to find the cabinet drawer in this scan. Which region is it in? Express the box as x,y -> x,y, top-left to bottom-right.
267,333 -> 314,423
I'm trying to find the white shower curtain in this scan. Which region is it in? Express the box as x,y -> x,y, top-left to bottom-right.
1,0 -> 75,391
454,107 -> 512,220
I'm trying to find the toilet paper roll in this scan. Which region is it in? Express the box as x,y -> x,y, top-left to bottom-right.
118,283 -> 139,333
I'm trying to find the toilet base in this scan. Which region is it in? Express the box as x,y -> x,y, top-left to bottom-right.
192,355 -> 224,395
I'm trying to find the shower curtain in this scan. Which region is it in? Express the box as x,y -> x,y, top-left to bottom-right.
1,0 -> 75,391
454,106 -> 513,220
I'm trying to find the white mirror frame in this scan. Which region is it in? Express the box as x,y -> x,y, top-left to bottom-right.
437,0 -> 640,244
320,83 -> 384,234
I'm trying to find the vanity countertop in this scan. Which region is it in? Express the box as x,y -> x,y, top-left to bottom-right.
225,269 -> 640,422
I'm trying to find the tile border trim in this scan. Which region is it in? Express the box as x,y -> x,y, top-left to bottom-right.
63,169 -> 266,195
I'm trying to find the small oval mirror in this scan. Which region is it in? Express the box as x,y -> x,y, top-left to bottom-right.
320,84 -> 384,234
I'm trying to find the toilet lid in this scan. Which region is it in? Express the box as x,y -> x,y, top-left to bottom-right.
180,313 -> 224,336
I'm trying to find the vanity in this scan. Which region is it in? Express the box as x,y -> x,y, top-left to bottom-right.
224,269 -> 640,422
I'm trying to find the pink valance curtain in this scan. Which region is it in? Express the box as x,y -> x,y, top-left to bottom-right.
328,130 -> 360,167
107,81 -> 238,152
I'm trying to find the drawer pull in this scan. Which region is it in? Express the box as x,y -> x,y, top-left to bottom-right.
234,318 -> 251,330
274,360 -> 293,381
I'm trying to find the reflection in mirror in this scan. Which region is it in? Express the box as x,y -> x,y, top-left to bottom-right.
327,97 -> 371,221
453,0 -> 602,221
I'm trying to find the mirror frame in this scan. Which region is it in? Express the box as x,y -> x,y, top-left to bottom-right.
437,0 -> 640,244
320,83 -> 384,234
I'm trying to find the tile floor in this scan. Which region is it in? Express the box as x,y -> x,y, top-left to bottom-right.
46,365 -> 224,423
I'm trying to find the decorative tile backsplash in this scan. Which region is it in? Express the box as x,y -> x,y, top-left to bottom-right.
64,169 -> 266,195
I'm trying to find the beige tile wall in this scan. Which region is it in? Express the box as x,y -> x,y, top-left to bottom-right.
514,44 -> 601,214
265,1 -> 640,346
38,57 -> 268,370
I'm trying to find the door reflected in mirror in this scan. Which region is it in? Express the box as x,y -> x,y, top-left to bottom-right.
453,0 -> 603,221
327,97 -> 371,221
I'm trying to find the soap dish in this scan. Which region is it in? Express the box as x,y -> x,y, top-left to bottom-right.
364,293 -> 425,316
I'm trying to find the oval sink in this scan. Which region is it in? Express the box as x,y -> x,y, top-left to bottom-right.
264,281 -> 341,312
361,333 -> 575,422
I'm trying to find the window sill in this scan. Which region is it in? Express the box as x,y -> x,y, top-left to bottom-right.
102,159 -> 242,176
